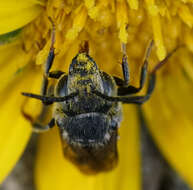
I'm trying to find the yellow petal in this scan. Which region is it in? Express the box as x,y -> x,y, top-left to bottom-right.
0,0 -> 44,35
143,50 -> 193,187
0,66 -> 42,183
35,105 -> 141,190
0,40 -> 31,93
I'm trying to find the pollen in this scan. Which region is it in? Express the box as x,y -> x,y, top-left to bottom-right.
127,0 -> 139,10
77,53 -> 88,62
1,0 -> 193,187
21,0 -> 193,75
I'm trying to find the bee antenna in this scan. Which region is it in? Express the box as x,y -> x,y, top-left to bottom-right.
79,41 -> 89,54
21,92 -> 78,104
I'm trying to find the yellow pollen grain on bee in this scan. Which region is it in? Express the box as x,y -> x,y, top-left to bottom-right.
85,60 -> 94,71
77,53 -> 88,62
76,54 -> 94,71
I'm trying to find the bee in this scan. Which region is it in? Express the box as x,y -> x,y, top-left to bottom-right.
22,19 -> 178,174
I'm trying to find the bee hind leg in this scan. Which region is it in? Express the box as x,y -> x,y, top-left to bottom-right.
32,118 -> 55,133
21,84 -> 55,133
48,70 -> 65,79
21,103 -> 55,133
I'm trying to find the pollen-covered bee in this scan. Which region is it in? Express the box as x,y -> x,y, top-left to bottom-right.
22,19 -> 177,174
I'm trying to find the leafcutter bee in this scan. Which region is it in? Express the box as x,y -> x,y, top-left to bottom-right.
22,19 -> 178,174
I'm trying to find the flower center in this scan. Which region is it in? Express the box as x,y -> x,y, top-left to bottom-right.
21,0 -> 193,80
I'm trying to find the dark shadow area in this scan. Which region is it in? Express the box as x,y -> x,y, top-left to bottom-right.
138,107 -> 192,190
0,134 -> 38,190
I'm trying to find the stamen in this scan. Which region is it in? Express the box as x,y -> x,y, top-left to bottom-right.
145,0 -> 166,60
178,4 -> 193,28
116,0 -> 128,43
66,6 -> 88,40
127,0 -> 139,10
185,30 -> 193,52
84,0 -> 99,20
36,41 -> 50,65
35,0 -> 46,6
152,15 -> 166,60
181,51 -> 193,82
84,0 -> 95,9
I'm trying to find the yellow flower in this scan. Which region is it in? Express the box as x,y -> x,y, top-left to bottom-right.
0,0 -> 193,189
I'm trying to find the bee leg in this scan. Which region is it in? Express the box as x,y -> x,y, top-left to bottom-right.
93,45 -> 179,104
33,118 -> 55,133
47,70 -> 65,79
92,73 -> 155,104
22,106 -> 55,133
21,85 -> 55,132
121,50 -> 130,86
114,43 -> 130,87
41,17 -> 56,96
114,40 -> 153,95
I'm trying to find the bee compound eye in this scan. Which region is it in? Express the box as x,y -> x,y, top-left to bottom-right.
110,120 -> 117,130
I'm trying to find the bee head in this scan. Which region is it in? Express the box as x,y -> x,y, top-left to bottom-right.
69,53 -> 98,76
